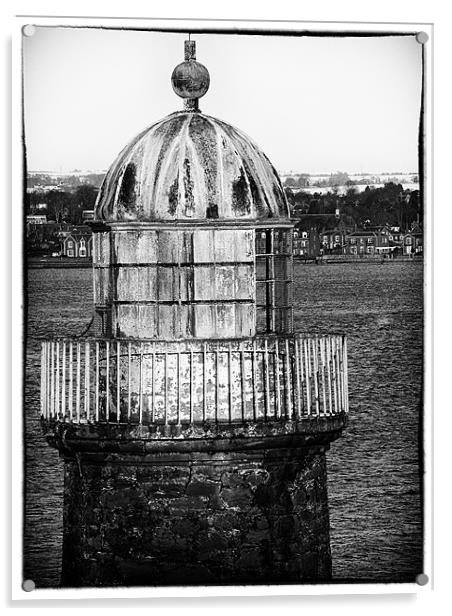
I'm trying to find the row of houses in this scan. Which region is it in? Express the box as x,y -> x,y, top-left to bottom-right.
27,217 -> 423,261
293,222 -> 423,259
26,220 -> 93,258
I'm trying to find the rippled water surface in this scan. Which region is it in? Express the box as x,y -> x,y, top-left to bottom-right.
24,262 -> 423,586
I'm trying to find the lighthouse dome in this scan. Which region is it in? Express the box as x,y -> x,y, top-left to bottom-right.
94,111 -> 289,222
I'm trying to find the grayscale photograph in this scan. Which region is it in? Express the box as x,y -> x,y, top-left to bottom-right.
20,21 -> 426,591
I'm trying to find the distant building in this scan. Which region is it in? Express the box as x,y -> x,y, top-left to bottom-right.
82,209 -> 95,222
62,232 -> 93,258
293,222 -> 320,258
26,214 -> 47,224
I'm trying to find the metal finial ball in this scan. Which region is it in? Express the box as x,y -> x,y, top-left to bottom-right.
171,60 -> 210,100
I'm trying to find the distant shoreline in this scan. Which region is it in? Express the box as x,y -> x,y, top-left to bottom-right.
27,256 -> 422,269
27,257 -> 92,269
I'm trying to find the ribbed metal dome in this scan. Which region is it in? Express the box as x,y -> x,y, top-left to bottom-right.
94,111 -> 289,222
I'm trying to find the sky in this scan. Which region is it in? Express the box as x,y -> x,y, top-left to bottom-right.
23,27 -> 423,175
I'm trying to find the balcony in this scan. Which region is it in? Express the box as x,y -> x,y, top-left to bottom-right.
40,334 -> 348,437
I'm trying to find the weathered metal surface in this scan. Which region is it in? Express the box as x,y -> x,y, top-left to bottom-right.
40,334 -> 348,428
94,112 -> 289,222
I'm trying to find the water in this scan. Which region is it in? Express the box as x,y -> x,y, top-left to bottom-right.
24,262 -> 423,586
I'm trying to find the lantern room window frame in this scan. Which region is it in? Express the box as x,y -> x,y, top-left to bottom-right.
255,227 -> 294,335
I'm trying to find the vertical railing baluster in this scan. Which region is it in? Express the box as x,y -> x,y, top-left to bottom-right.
127,342 -> 131,422
68,341 -> 73,422
303,339 -> 311,416
275,339 -> 281,419
76,342 -> 81,423
85,341 -> 90,421
106,340 -> 110,422
284,338 -> 292,419
264,338 -> 270,421
294,337 -> 301,419
62,341 -> 66,421
312,338 -> 320,417
252,340 -> 258,422
95,341 -> 99,422
116,340 -> 121,423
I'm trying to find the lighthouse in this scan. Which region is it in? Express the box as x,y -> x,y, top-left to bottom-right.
40,40 -> 349,587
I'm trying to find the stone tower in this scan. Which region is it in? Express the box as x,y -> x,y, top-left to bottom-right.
40,40 -> 348,587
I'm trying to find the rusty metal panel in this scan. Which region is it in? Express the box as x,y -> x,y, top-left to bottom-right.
235,265 -> 255,300
114,230 -> 158,264
115,305 -> 157,338
193,267 -> 215,301
93,232 -> 111,266
234,303 -> 255,337
93,267 -> 111,306
215,304 -> 235,337
192,230 -> 215,263
214,266 -> 235,300
157,267 -> 175,302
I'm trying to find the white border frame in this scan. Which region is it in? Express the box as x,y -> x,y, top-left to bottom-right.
11,15 -> 433,601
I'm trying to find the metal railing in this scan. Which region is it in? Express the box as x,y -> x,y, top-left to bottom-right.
40,335 -> 348,425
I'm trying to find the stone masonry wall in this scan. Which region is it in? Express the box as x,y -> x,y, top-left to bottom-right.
61,446 -> 331,587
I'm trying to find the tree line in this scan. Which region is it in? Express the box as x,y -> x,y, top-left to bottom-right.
26,184 -> 99,225
285,183 -> 422,230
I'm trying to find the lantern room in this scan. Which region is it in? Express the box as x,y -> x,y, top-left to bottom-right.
91,41 -> 293,340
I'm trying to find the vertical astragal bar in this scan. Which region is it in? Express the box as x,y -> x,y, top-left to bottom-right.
75,343 -> 81,422
139,343 -> 143,424
50,342 -> 55,418
127,341 -> 131,422
294,337 -> 302,419
252,341 -> 258,421
68,341 -> 73,422
55,341 -> 60,419
228,343 -> 233,423
320,338 -> 327,416
303,339 -> 311,416
312,338 -> 320,417
40,343 -> 46,418
85,341 -> 90,421
240,350 -> 246,422
95,341 -> 99,422
275,339 -> 281,419
284,338 -> 292,419
264,338 -> 270,421
189,350 -> 194,424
